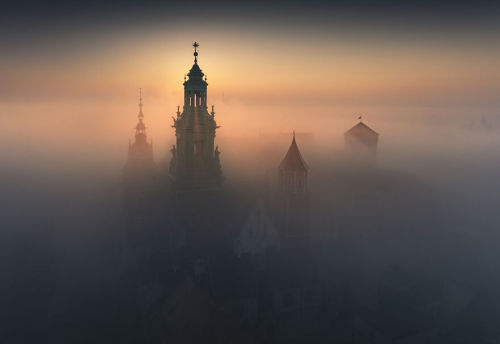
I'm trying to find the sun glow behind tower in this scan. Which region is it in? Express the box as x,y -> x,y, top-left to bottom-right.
1,2 -> 499,178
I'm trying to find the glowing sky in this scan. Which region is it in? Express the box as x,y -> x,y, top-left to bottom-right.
1,1 -> 499,173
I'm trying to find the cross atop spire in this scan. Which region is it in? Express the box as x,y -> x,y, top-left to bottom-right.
193,41 -> 199,63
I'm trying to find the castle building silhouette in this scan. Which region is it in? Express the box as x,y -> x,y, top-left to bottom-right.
119,43 -> 389,343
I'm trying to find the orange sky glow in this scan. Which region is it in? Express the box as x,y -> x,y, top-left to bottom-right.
2,23 -> 499,177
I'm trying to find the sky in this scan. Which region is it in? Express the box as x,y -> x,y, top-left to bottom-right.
1,0 -> 499,175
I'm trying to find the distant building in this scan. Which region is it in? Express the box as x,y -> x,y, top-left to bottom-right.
344,119 -> 379,164
169,42 -> 222,192
277,132 -> 310,249
234,202 -> 280,257
123,89 -> 156,202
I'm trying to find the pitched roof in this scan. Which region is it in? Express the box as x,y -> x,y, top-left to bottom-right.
345,121 -> 379,136
279,134 -> 309,172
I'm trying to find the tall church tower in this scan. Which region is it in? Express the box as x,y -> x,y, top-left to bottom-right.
123,89 -> 156,202
169,42 -> 222,192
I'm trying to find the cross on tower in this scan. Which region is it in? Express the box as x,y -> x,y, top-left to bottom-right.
193,41 -> 199,63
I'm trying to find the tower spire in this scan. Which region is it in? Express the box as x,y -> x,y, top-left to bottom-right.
134,88 -> 146,139
138,88 -> 144,120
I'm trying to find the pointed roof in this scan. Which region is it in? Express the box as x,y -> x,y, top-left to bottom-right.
279,133 -> 309,172
345,121 -> 379,136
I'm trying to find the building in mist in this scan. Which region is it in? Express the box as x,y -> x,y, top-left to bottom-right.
277,132 -> 310,249
123,89 -> 156,201
169,42 -> 222,192
234,202 -> 280,257
344,119 -> 379,164
119,44 -> 327,343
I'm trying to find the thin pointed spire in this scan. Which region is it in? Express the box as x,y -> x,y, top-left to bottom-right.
138,88 -> 144,120
134,88 -> 147,138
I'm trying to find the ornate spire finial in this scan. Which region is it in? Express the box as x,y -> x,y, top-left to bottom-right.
138,88 -> 144,120
193,41 -> 199,63
293,130 -> 296,141
358,115 -> 363,121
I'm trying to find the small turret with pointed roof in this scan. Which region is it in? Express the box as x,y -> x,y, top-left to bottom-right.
279,131 -> 309,195
277,132 -> 310,249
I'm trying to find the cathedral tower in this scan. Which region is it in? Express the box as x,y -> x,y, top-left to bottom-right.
169,42 -> 222,192
123,89 -> 156,200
